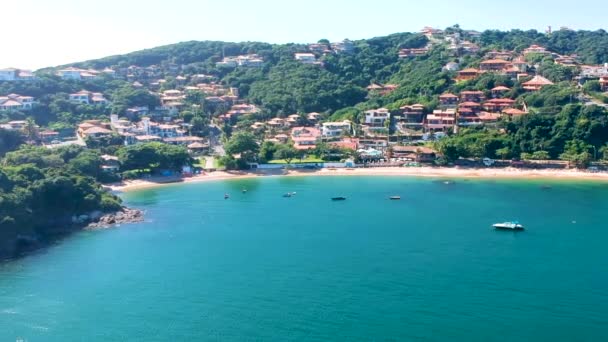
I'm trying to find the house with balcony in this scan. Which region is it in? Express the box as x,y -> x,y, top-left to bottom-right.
425,109 -> 456,132
491,86 -> 511,98
69,90 -> 109,105
331,39 -> 355,53
460,90 -> 485,103
295,53 -> 319,65
439,93 -> 459,107
456,68 -> 480,81
479,59 -> 511,72
483,98 -> 516,112
57,67 -> 100,80
398,48 -> 429,58
522,76 -> 554,91
291,126 -> 321,150
523,45 -> 551,56
391,146 -> 437,163
0,68 -> 35,81
399,104 -> 425,127
322,121 -> 352,137
364,108 -> 390,127
0,94 -> 35,111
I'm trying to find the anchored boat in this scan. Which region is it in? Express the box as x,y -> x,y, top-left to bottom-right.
493,221 -> 524,230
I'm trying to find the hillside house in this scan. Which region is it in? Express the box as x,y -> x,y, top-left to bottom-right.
322,121 -> 352,137
522,76 -> 554,91
364,108 -> 390,127
69,90 -> 109,105
291,127 -> 321,150
0,94 -> 35,111
460,90 -> 485,103
439,93 -> 459,107
457,68 -> 480,81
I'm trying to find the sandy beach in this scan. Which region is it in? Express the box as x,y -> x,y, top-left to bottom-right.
106,166 -> 608,192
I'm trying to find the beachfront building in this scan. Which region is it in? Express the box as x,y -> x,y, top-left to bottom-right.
391,146 -> 437,163
0,94 -> 35,111
322,121 -> 352,137
69,90 -> 109,105
291,126 -> 321,150
364,108 -> 390,127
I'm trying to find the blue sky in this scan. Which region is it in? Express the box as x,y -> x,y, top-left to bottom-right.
3,0 -> 606,69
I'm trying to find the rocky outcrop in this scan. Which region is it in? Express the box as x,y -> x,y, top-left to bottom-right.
86,208 -> 144,229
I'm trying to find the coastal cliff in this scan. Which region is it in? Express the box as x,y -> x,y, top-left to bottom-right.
0,207 -> 144,261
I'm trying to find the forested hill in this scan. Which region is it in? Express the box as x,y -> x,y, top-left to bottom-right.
56,27 -> 608,116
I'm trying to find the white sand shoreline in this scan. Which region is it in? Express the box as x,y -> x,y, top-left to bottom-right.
106,167 -> 608,193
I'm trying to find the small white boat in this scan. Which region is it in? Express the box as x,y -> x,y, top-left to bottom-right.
493,221 -> 524,230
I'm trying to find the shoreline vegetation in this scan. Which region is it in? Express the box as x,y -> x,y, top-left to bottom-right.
107,166 -> 608,192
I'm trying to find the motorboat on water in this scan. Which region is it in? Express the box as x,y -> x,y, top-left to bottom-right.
493,221 -> 524,230
389,196 -> 401,200
331,197 -> 347,201
283,192 -> 293,198
224,193 -> 230,199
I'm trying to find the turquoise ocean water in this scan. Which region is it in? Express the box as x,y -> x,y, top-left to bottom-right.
1,176 -> 608,341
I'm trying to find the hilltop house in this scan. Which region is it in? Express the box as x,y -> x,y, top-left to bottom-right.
69,90 -> 109,105
0,68 -> 35,81
295,53 -> 319,65
399,104 -> 425,127
57,67 -> 101,80
523,45 -> 551,56
0,94 -> 35,111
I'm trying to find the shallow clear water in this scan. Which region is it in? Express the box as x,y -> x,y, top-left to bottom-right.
1,176 -> 608,341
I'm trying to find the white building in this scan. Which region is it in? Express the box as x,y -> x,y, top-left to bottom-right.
69,90 -> 109,105
0,94 -> 35,111
364,108 -> 390,127
321,120 -> 352,137
295,53 -> 318,64
57,67 -> 100,80
0,68 -> 35,81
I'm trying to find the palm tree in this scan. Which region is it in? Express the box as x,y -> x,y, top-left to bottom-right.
22,118 -> 39,143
